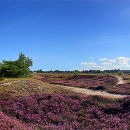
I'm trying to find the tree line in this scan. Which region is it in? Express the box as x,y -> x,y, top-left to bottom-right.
34,69 -> 130,74
0,52 -> 33,78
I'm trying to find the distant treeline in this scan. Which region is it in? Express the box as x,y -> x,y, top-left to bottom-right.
33,69 -> 130,74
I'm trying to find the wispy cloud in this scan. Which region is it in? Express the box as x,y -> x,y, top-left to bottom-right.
120,9 -> 130,17
81,61 -> 102,70
99,58 -> 107,61
119,8 -> 130,22
81,56 -> 130,70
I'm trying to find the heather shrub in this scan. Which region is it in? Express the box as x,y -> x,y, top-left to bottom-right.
36,74 -> 124,94
108,83 -> 130,95
121,96 -> 130,112
0,111 -> 32,130
88,85 -> 106,90
0,93 -> 130,129
0,94 -> 82,129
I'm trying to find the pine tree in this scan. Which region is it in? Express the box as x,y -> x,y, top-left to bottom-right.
0,53 -> 33,78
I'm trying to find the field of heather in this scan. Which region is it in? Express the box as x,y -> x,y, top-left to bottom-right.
0,73 -> 130,130
35,73 -> 130,95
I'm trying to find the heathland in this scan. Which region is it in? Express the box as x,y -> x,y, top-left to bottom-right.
0,72 -> 130,130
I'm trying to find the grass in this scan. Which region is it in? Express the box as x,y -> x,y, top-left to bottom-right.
0,76 -> 76,100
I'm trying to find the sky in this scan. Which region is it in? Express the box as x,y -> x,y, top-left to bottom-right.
0,0 -> 130,71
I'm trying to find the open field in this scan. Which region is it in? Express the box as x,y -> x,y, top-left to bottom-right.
34,73 -> 130,95
0,73 -> 130,129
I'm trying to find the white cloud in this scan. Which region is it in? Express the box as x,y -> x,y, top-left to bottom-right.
117,56 -> 130,66
81,62 -> 97,66
81,56 -> 130,70
112,65 -> 121,70
101,59 -> 116,67
90,65 -> 103,70
107,59 -> 116,63
81,62 -> 103,70
99,58 -> 107,61
101,62 -> 112,66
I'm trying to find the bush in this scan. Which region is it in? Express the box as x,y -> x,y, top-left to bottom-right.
0,52 -> 33,78
0,111 -> 32,130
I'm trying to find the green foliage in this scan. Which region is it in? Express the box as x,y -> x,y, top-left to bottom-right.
117,70 -> 123,76
36,69 -> 43,73
0,52 -> 33,78
73,70 -> 81,75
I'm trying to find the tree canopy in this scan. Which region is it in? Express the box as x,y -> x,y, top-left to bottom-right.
0,52 -> 33,78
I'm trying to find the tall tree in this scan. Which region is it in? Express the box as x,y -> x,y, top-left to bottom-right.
16,52 -> 33,77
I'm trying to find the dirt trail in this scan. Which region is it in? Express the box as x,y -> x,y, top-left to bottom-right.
0,79 -> 128,99
117,76 -> 124,85
60,76 -> 128,99
61,85 -> 127,99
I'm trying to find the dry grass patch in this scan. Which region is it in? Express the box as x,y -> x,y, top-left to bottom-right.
0,77 -> 76,99
121,74 -> 130,83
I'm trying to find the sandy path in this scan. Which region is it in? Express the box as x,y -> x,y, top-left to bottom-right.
117,76 -> 124,84
0,79 -> 128,99
60,76 -> 127,99
61,86 -> 127,99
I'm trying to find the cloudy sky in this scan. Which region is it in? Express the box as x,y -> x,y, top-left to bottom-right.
0,0 -> 130,71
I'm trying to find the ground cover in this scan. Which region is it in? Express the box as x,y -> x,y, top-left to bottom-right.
0,74 -> 130,129
0,78 -> 75,100
35,73 -> 130,95
0,111 -> 33,130
1,92 -> 130,130
34,73 -> 117,89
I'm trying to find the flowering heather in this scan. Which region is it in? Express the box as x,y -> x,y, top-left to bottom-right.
108,83 -> 130,95
0,93 -> 130,129
0,111 -> 32,130
37,74 -> 117,90
35,73 -> 130,95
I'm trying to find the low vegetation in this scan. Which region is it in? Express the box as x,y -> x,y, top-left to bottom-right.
0,56 -> 130,129
0,91 -> 130,129
35,73 -> 130,95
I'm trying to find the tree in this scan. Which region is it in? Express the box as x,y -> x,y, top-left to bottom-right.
117,70 -> 123,76
0,60 -> 18,77
17,52 -> 32,68
73,70 -> 81,75
0,53 -> 33,78
16,52 -> 33,77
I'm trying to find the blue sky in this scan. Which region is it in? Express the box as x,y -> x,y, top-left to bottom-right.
0,0 -> 130,71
